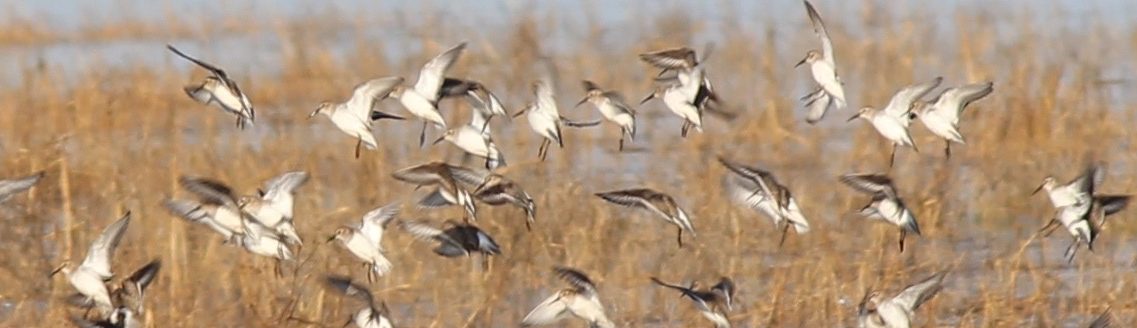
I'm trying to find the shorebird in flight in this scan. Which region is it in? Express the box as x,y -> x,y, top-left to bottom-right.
595,188 -> 696,248
391,161 -> 478,220
578,81 -> 637,151
324,276 -> 395,328
238,171 -> 309,247
51,212 -> 132,314
167,44 -> 255,129
328,203 -> 400,284
911,81 -> 994,158
839,173 -> 921,252
400,219 -> 501,270
797,1 -> 846,123
310,77 -> 405,158
650,276 -> 735,328
418,165 -> 537,231
849,77 -> 942,167
514,80 -> 600,161
858,271 -> 946,328
389,42 -> 467,147
719,157 -> 810,247
521,267 -> 615,328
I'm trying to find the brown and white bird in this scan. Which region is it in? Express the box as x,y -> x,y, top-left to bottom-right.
910,81 -> 994,158
238,171 -> 309,247
399,219 -> 502,270
391,161 -> 477,220
167,44 -> 255,129
595,188 -> 696,248
839,173 -> 920,252
650,277 -> 736,328
719,157 -> 810,247
418,165 -> 536,231
324,276 -> 395,328
521,267 -> 615,328
577,81 -> 637,151
858,271 -> 946,328
328,203 -> 400,284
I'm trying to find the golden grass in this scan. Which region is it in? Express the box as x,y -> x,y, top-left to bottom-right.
0,2 -> 1135,327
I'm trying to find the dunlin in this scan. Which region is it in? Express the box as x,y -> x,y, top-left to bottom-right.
849,77 -> 943,167
858,271 -> 946,328
641,65 -> 705,137
839,174 -> 921,252
578,81 -> 637,151
400,219 -> 501,270
797,1 -> 846,123
419,165 -> 536,230
718,157 -> 810,246
641,46 -> 732,121
1034,164 -> 1115,262
595,188 -> 696,248
0,170 -> 43,203
441,78 -> 509,128
911,81 -> 994,157
324,276 -> 395,328
391,161 -> 477,220
650,277 -> 735,328
433,125 -> 507,170
167,44 -> 255,129
514,80 -> 601,161
310,77 -> 406,158
164,177 -> 248,241
51,212 -> 132,313
238,171 -> 309,247
389,42 -> 467,147
329,203 -> 400,283
111,260 -> 160,315
521,267 -> 615,328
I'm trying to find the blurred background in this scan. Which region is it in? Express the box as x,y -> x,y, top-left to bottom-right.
0,0 -> 1135,327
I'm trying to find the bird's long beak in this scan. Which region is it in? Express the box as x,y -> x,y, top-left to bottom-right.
795,56 -> 808,68
473,181 -> 490,194
511,108 -> 527,118
846,114 -> 859,122
640,93 -> 656,105
1031,183 -> 1046,195
325,235 -> 337,243
49,263 -> 66,278
432,135 -> 446,145
308,109 -> 320,119
575,97 -> 588,108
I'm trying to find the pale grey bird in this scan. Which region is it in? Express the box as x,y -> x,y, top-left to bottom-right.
51,212 -> 132,313
167,44 -> 255,129
238,171 -> 310,247
328,203 -> 400,284
577,81 -> 636,151
797,1 -> 846,123
0,171 -> 43,203
849,77 -> 943,167
911,81 -> 994,158
324,276 -> 395,328
513,80 -> 601,161
858,271 -> 946,328
389,42 -> 467,147
310,77 -> 406,158
521,267 -> 615,328
840,174 -> 920,252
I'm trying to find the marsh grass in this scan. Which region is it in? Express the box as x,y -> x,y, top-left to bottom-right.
0,1 -> 1134,327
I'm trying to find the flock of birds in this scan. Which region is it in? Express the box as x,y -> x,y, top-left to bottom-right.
0,1 -> 1120,327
